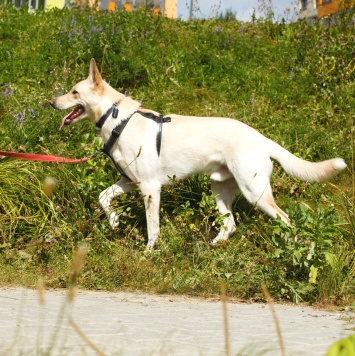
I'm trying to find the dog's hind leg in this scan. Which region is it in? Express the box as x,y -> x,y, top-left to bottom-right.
256,193 -> 291,226
140,181 -> 161,250
211,178 -> 238,245
231,156 -> 291,226
99,177 -> 136,229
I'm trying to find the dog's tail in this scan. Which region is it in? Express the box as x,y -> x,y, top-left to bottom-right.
267,139 -> 347,182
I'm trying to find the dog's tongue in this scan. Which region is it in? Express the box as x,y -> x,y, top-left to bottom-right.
59,106 -> 84,130
59,117 -> 69,130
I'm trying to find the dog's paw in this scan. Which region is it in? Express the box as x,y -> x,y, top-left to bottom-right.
210,238 -> 222,247
211,226 -> 234,245
108,212 -> 119,229
211,233 -> 224,245
211,233 -> 229,246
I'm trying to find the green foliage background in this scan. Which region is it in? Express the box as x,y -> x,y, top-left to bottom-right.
0,5 -> 354,303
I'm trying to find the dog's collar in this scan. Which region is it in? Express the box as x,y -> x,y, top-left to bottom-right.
95,103 -> 119,130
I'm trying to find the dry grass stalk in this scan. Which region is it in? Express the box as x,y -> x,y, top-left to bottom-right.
37,278 -> 46,305
69,317 -> 106,356
68,245 -> 87,302
220,281 -> 230,356
262,283 -> 286,356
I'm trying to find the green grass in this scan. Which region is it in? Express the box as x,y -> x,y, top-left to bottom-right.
0,5 -> 354,304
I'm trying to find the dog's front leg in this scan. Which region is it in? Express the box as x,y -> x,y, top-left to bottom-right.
99,177 -> 135,229
140,182 -> 161,250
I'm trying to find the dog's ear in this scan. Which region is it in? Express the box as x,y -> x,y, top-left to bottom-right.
88,58 -> 103,88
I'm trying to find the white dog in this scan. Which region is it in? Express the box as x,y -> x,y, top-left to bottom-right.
50,59 -> 346,249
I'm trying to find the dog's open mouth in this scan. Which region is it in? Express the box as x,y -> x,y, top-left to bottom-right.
59,105 -> 85,130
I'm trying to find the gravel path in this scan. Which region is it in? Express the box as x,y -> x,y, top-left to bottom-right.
0,287 -> 354,355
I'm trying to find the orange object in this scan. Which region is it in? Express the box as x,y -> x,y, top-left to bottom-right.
318,0 -> 340,17
108,1 -> 116,11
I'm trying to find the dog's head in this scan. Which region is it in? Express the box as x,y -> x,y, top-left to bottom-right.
49,59 -> 106,129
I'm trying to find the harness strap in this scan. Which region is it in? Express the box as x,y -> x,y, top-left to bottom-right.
136,110 -> 172,124
136,110 -> 171,155
101,117 -> 132,180
98,107 -> 171,181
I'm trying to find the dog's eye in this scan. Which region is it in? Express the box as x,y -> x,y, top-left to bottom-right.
72,90 -> 78,95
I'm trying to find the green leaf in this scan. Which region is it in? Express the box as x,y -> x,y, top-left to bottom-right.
309,265 -> 318,284
323,251 -> 336,268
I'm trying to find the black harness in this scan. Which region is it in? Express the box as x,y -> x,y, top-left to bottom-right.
95,104 -> 171,181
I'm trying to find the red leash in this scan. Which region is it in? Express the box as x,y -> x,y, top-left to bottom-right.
0,150 -> 90,163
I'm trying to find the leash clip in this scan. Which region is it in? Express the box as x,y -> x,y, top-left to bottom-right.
87,150 -> 102,159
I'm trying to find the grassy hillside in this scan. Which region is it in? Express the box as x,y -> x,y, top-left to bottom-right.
0,5 -> 354,303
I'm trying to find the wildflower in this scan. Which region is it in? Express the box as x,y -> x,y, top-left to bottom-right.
2,88 -> 9,97
14,112 -> 25,126
2,83 -> 14,98
28,107 -> 35,118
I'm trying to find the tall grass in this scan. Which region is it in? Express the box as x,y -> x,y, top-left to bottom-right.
0,5 -> 354,303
